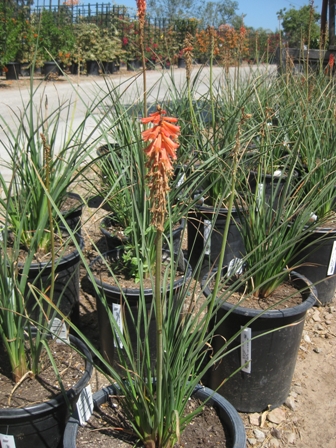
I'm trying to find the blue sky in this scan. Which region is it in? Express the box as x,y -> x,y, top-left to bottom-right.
78,0 -> 323,32
236,0 -> 322,31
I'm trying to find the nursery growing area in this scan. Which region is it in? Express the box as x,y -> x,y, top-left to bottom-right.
0,58 -> 335,447
0,0 -> 279,78
0,0 -> 336,443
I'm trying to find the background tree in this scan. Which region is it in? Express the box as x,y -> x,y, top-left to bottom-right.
277,3 -> 321,48
247,27 -> 279,62
196,0 -> 239,28
147,0 -> 194,19
147,0 -> 239,25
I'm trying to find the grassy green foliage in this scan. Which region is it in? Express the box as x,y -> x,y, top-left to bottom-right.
0,56 -> 334,446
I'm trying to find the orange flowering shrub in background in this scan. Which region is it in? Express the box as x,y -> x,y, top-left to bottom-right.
217,24 -> 249,66
195,25 -> 249,66
195,27 -> 220,59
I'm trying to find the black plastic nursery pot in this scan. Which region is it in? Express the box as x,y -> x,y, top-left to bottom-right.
187,206 -> 245,268
20,232 -> 84,326
70,63 -> 79,75
100,214 -> 186,254
20,64 -> 31,76
5,62 -> 20,80
86,60 -> 100,76
293,226 -> 336,306
177,57 -> 186,68
96,143 -> 122,184
63,384 -> 246,448
102,61 -> 116,74
43,62 -> 61,79
126,59 -> 141,71
248,169 -> 298,210
160,60 -> 171,69
0,335 -> 93,448
88,248 -> 192,367
145,60 -> 156,69
61,192 -> 85,234
201,270 -> 317,413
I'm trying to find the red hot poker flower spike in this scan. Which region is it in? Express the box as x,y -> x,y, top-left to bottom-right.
136,0 -> 146,20
141,107 -> 180,230
141,109 -> 179,174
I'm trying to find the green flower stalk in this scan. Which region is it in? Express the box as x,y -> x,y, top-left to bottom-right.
137,0 -> 147,117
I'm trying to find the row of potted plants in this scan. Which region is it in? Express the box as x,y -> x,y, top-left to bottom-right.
0,56 -> 335,447
1,3 -> 259,79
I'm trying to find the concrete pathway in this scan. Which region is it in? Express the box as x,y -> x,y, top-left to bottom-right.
0,65 -> 275,186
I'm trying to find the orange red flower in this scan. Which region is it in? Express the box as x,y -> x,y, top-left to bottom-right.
329,54 -> 335,68
141,109 -> 179,173
141,107 -> 180,230
136,0 -> 146,20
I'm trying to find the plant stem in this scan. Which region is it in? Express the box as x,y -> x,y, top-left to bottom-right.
41,133 -> 55,306
154,228 -> 163,443
139,19 -> 147,118
209,30 -> 215,130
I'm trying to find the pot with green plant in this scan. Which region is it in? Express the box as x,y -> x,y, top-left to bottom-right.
186,91 -> 257,270
0,2 -> 22,79
201,267 -> 316,413
287,72 -> 336,306
73,23 -> 124,76
85,108 -> 192,366
199,155 -> 320,412
187,148 -> 247,270
64,383 -> 246,448
32,8 -> 76,77
0,219 -> 93,448
0,77 -> 101,323
62,99 -> 247,447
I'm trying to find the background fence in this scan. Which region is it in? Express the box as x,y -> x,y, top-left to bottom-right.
1,1 -> 279,68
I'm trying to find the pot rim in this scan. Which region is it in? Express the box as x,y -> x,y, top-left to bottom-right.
63,383 -> 246,448
0,335 -> 93,419
88,248 -> 192,298
201,269 -> 317,319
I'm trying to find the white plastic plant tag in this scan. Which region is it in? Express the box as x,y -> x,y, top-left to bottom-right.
193,194 -> 204,205
227,258 -> 244,277
241,327 -> 252,374
256,183 -> 264,211
203,219 -> 211,255
49,318 -> 69,344
6,278 -> 15,306
112,303 -> 123,349
309,212 -> 318,222
176,172 -> 185,188
273,170 -> 282,177
76,384 -> 94,426
327,241 -> 336,276
0,434 -> 16,448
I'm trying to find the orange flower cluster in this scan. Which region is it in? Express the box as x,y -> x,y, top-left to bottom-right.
195,25 -> 249,63
136,0 -> 146,21
325,53 -> 335,75
141,108 -> 180,230
141,109 -> 179,173
63,0 -> 79,5
329,54 -> 335,68
196,27 -> 220,55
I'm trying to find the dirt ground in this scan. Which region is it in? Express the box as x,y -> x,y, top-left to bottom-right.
1,71 -> 335,448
